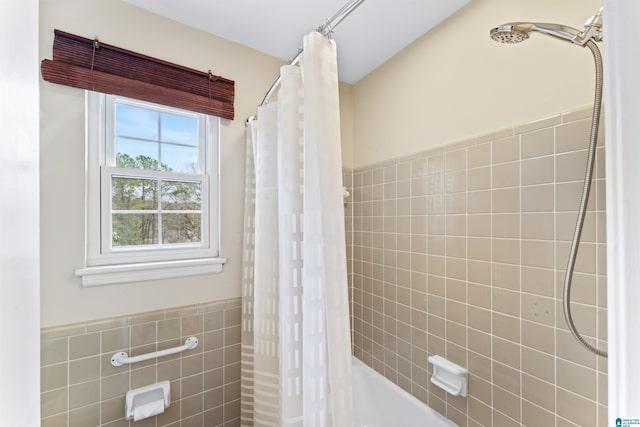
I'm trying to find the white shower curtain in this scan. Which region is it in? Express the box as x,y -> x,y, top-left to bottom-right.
241,31 -> 353,427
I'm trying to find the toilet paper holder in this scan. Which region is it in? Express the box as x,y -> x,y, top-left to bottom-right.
125,380 -> 171,421
427,355 -> 468,397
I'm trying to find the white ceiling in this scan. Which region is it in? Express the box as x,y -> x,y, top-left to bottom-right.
125,0 -> 471,84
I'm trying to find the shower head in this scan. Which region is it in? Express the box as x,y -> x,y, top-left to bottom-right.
489,24 -> 531,44
490,8 -> 603,46
490,22 -> 582,45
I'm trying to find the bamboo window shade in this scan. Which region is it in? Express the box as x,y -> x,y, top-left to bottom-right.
41,29 -> 235,120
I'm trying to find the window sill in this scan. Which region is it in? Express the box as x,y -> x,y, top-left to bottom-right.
75,257 -> 226,287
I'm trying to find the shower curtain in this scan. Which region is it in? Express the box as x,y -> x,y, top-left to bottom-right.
240,31 -> 354,427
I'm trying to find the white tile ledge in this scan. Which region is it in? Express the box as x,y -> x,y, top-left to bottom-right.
75,257 -> 226,287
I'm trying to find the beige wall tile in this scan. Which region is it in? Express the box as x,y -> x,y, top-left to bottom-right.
41,363 -> 68,392
522,213 -> 554,240
468,352 -> 492,382
69,332 -> 100,360
468,190 -> 492,214
493,386 -> 521,422
412,158 -> 427,178
468,329 -> 491,358
522,240 -> 555,269
521,128 -> 554,159
468,214 -> 490,237
555,119 -> 591,154
492,136 -> 519,164
41,388 -> 68,418
556,387 -> 597,427
102,327 -> 130,354
522,184 -> 554,212
556,150 -> 588,183
521,293 -> 554,326
492,262 -> 520,291
468,144 -> 491,168
69,380 -> 100,410
131,322 -> 157,347
446,237 -> 466,259
446,170 -> 467,193
522,347 -> 555,383
469,374 -> 492,408
427,174 -> 446,196
522,320 -> 555,355
468,306 -> 491,333
468,238 -> 491,262
492,313 -> 520,343
468,396 -> 492,427
468,261 -> 491,286
493,360 -> 520,395
555,301 -> 597,338
69,356 -> 100,385
492,239 -> 520,265
523,373 -> 555,412
41,338 -> 68,366
492,188 -> 519,213
428,155 -> 445,175
69,403 -> 100,427
556,181 -> 583,212
446,300 -> 467,325
446,150 -> 467,172
522,155 -> 554,186
491,288 -> 520,316
468,166 -> 491,191
492,213 -> 519,239
557,358 -> 597,401
522,266 -> 555,297
556,211 -> 596,242
41,413 -> 68,427
468,283 -> 491,309
492,162 -> 520,189
446,193 -> 466,214
492,337 -> 520,369
522,399 -> 555,427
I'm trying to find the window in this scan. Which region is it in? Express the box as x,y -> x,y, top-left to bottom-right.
76,92 -> 224,286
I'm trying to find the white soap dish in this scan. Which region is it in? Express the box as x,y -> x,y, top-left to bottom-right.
427,355 -> 468,397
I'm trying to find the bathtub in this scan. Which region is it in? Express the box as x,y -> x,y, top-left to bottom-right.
352,357 -> 458,427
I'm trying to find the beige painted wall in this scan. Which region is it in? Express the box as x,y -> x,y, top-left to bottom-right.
351,0 -> 601,168
39,0 -> 355,327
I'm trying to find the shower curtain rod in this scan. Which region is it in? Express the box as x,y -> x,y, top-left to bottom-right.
246,0 -> 367,124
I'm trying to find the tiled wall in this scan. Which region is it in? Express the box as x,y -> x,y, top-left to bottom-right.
346,107 -> 608,427
40,299 -> 242,427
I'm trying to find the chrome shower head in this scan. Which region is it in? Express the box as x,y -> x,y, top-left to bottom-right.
490,22 -> 582,45
490,24 -> 531,44
490,8 -> 604,47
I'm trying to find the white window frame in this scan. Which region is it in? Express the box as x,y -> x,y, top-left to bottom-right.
76,91 -> 225,286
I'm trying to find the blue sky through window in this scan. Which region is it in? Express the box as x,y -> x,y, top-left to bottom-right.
115,102 -> 200,173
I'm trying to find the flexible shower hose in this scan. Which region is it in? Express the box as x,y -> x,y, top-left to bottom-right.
562,39 -> 607,358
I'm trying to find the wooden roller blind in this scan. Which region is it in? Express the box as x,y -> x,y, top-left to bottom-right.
41,29 -> 235,120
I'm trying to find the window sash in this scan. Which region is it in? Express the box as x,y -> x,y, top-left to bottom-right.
84,91 -> 220,268
100,167 -> 209,254
105,96 -> 207,174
